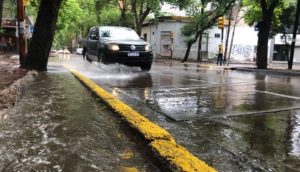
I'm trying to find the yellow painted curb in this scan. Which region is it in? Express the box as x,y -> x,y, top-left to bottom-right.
64,65 -> 217,172
150,140 -> 217,172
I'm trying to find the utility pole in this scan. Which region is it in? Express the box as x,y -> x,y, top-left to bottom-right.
228,0 -> 241,65
289,0 -> 300,70
17,0 -> 26,66
224,7 -> 233,65
218,16 -> 225,64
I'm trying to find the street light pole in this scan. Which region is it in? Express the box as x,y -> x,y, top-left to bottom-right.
288,0 -> 300,70
17,0 -> 26,66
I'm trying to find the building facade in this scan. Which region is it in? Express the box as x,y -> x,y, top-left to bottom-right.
141,16 -> 300,63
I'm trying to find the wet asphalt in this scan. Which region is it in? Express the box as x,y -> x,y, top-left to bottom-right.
64,55 -> 300,171
1,54 -> 300,171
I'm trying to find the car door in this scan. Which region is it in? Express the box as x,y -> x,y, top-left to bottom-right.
88,28 -> 99,61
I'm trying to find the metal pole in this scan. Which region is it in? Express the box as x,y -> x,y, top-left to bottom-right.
228,1 -> 241,65
289,0 -> 300,69
224,7 -> 233,65
17,0 -> 26,66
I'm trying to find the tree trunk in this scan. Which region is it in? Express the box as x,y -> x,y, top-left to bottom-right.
182,40 -> 194,62
182,31 -> 200,62
197,33 -> 203,62
0,0 -> 4,28
224,7 -> 233,63
118,0 -> 126,26
256,17 -> 271,69
119,8 -> 126,26
22,0 -> 63,71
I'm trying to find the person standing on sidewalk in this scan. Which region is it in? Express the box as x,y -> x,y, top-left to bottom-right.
216,45 -> 223,66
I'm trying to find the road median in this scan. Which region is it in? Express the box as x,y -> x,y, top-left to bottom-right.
64,65 -> 217,172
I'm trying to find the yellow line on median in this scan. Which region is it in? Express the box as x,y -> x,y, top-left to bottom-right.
64,65 -> 217,172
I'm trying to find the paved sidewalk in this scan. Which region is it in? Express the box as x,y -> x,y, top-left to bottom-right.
155,58 -> 300,75
0,65 -> 158,171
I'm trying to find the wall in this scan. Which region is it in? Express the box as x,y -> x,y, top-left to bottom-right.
142,21 -> 199,61
142,19 -> 300,63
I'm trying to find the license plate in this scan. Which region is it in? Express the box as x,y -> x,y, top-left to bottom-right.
128,52 -> 139,57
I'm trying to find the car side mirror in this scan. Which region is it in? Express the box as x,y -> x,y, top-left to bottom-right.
140,36 -> 144,40
90,34 -> 99,40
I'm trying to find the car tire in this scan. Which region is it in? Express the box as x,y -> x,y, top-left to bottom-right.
98,51 -> 107,64
140,63 -> 152,71
85,53 -> 92,63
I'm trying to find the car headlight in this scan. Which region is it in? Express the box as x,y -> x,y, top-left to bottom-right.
107,44 -> 119,51
145,44 -> 151,51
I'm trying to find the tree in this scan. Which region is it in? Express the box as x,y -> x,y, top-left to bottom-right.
130,0 -> 159,35
0,0 -> 4,29
181,0 -> 236,62
53,0 -> 82,49
243,0 -> 294,69
22,0 -> 63,71
129,0 -> 190,35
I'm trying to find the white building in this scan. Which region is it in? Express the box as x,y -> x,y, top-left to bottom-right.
141,16 -> 300,63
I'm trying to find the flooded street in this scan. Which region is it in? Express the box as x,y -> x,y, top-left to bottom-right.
63,55 -> 300,171
0,67 -> 158,171
2,54 -> 300,171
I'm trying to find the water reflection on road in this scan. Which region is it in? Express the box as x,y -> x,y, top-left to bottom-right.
63,56 -> 300,171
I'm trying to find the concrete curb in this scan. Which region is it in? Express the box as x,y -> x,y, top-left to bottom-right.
0,70 -> 38,118
231,67 -> 300,76
64,65 -> 217,172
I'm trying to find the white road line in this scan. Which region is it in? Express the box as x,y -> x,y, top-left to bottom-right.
256,90 -> 300,100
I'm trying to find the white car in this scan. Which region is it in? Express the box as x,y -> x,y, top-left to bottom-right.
76,48 -> 83,55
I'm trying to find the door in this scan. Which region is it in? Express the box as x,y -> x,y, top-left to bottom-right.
88,28 -> 99,60
160,31 -> 172,58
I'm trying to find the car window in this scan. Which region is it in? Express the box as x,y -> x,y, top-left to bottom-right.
100,27 -> 140,40
89,28 -> 99,39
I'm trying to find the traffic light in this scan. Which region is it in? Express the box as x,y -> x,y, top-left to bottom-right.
218,16 -> 224,29
170,32 -> 174,40
23,0 -> 30,6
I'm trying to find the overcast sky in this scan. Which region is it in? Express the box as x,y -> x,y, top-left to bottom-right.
161,3 -> 186,16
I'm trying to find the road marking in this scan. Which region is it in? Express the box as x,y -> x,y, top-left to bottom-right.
202,105 -> 300,119
64,65 -> 217,172
256,90 -> 300,100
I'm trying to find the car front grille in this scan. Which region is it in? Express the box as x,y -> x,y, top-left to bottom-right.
119,44 -> 146,51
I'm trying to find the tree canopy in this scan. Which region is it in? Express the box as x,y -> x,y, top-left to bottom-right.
181,0 -> 236,62
243,0 -> 296,36
242,0 -> 296,69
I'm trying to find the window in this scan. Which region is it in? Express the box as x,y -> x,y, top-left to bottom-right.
215,33 -> 220,38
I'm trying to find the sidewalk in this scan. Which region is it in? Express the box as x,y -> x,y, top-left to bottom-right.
155,58 -> 300,75
0,54 -> 32,118
0,65 -> 158,171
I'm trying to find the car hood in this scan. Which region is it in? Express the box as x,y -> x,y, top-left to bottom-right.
102,38 -> 148,45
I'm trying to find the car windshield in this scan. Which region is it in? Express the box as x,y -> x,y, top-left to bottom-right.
100,27 -> 140,40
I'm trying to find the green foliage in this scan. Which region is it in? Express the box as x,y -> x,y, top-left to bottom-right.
53,0 -> 82,48
26,0 -> 195,48
243,0 -> 296,36
27,0 -> 120,49
181,0 -> 235,42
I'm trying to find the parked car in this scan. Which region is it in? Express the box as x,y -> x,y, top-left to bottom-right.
82,26 -> 153,71
76,48 -> 83,55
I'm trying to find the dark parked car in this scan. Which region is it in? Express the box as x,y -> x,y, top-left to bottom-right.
82,26 -> 153,71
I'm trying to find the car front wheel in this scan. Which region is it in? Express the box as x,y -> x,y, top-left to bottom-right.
85,53 -> 92,63
97,51 -> 107,64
